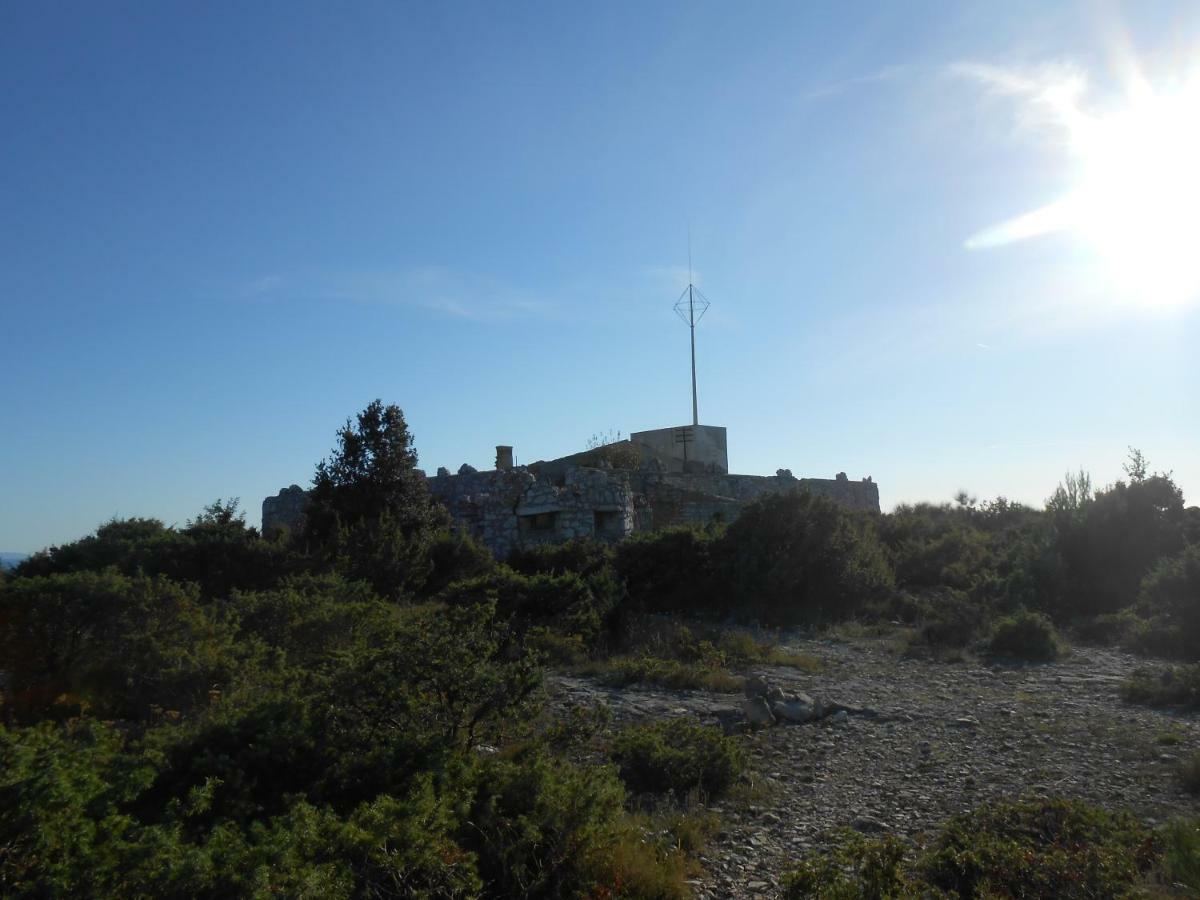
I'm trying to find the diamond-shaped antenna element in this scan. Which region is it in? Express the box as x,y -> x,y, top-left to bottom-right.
673,286 -> 710,326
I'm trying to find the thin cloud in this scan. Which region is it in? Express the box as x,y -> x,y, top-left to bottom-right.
950,59 -> 1094,251
230,267 -> 557,322
964,196 -> 1078,249
947,59 -> 1089,140
802,64 -> 909,102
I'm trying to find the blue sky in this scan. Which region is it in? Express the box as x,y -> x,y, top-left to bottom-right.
2,1 -> 1198,551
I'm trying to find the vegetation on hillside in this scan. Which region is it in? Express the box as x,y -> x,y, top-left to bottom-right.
2,402 -> 1197,895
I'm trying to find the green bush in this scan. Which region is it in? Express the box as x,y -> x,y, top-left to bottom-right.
422,527 -> 495,596
1130,543 -> 1200,660
986,609 -> 1061,661
1161,819 -> 1200,893
610,718 -> 743,799
782,798 -> 1159,899
720,491 -> 894,625
14,506 -> 303,601
1121,663 -> 1200,710
441,567 -> 609,643
507,537 -> 614,578
615,526 -> 720,615
782,830 -> 908,899
917,798 -> 1158,898
576,656 -> 742,693
911,589 -> 985,653
466,747 -> 628,899
1052,471 -> 1187,618
0,570 -> 244,722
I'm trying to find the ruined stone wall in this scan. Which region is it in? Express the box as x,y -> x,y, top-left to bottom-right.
263,464 -> 878,557
261,485 -> 311,538
427,466 -> 635,558
622,470 -> 880,530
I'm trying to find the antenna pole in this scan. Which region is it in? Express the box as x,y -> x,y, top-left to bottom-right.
689,283 -> 698,425
672,235 -> 709,430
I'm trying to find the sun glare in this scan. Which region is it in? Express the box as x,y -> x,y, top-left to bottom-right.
1071,75 -> 1200,307
969,66 -> 1200,309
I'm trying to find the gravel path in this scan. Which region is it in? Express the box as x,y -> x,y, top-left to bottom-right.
549,634 -> 1200,899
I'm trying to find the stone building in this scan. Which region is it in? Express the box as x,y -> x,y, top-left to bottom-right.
262,424 -> 879,558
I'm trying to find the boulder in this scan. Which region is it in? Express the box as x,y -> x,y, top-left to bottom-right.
741,696 -> 775,726
784,691 -> 816,707
771,699 -> 817,723
743,675 -> 769,699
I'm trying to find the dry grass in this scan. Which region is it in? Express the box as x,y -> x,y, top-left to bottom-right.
572,656 -> 744,693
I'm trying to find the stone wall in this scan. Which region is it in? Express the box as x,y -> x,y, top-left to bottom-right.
261,485 -> 311,538
658,471 -> 879,513
427,465 -> 635,558
263,465 -> 878,558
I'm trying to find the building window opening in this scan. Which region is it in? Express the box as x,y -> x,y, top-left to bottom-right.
594,510 -> 621,537
520,512 -> 558,534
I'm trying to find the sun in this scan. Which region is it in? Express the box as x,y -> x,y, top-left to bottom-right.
1069,75 -> 1200,307
967,67 -> 1200,309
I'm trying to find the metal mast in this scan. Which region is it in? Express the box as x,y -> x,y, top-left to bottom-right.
673,241 -> 710,427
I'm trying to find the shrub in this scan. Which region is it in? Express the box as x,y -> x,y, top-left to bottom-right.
782,798 -> 1159,899
782,830 -> 908,899
528,627 -> 589,665
610,719 -> 743,799
720,491 -> 894,625
615,527 -> 720,615
507,537 -> 614,578
986,609 -> 1061,661
1121,664 -> 1200,710
422,527 -> 495,596
578,656 -> 742,694
1161,819 -> 1200,893
917,798 -> 1158,898
910,589 -> 984,653
0,570 -> 244,722
1130,543 -> 1200,660
1052,471 -> 1186,618
716,630 -> 822,671
13,509 -> 302,600
880,502 -> 994,593
1072,608 -> 1141,646
584,830 -> 690,900
224,573 -> 396,669
441,567 -> 608,643
465,748 -> 627,899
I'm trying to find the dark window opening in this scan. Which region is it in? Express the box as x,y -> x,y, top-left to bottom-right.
520,512 -> 558,534
594,510 -> 620,536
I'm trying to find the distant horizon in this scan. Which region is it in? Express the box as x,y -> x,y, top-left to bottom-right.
4,430 -> 1192,556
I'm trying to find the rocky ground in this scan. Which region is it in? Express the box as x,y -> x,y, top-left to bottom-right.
548,630 -> 1200,899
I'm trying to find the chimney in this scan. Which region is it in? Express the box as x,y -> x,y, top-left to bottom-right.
495,445 -> 513,471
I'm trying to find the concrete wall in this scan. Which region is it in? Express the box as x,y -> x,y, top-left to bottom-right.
629,424 -> 728,473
